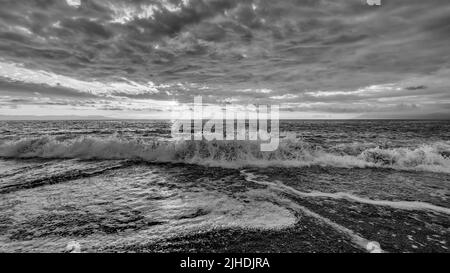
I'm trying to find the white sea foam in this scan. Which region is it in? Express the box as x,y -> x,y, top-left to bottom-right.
240,179 -> 385,253
289,201 -> 384,253
241,170 -> 450,215
0,136 -> 449,173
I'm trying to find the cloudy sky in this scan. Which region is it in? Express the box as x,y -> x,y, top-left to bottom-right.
0,0 -> 449,119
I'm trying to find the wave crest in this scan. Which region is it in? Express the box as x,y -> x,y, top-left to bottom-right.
0,136 -> 449,173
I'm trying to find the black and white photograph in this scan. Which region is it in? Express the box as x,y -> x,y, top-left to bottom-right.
0,0 -> 449,261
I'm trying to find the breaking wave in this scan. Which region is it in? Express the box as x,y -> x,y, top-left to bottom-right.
0,136 -> 449,173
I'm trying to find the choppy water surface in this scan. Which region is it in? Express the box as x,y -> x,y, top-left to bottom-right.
0,120 -> 449,252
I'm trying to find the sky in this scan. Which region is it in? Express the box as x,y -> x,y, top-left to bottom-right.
0,0 -> 449,119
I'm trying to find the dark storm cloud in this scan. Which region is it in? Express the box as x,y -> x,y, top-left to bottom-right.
405,85 -> 427,91
0,0 -> 449,115
0,0 -> 243,81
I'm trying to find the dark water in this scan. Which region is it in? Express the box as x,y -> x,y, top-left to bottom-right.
0,120 -> 449,252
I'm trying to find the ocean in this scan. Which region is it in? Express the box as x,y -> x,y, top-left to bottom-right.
0,120 -> 449,253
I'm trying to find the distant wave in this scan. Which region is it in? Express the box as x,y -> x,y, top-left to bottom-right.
0,136 -> 449,173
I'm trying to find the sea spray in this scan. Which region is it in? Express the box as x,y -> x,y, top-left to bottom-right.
0,136 -> 449,173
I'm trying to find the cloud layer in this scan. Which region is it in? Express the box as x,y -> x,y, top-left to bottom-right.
0,0 -> 449,118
